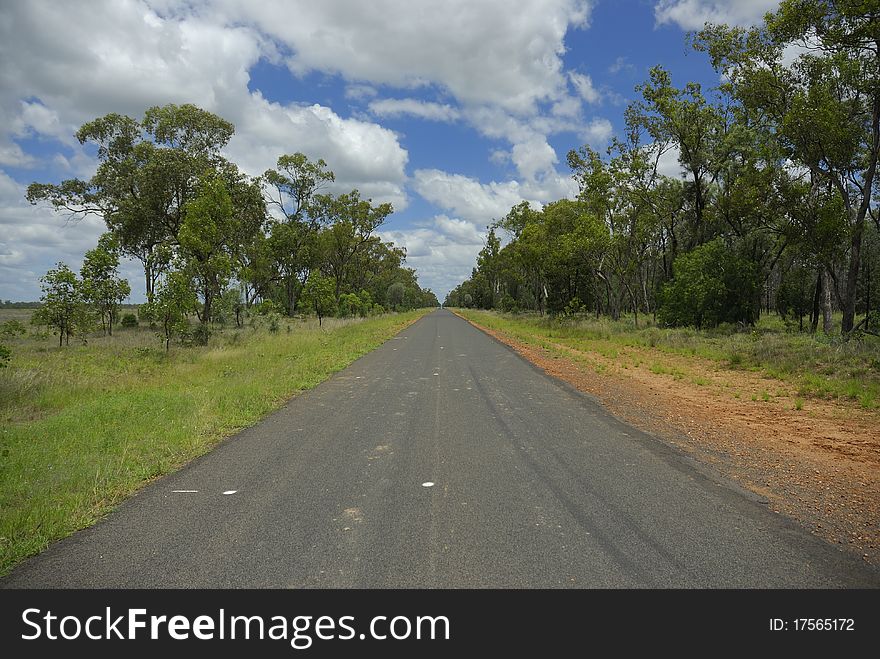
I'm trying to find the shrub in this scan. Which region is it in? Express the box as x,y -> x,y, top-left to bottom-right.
659,239 -> 761,329
120,313 -> 139,328
1,320 -> 27,339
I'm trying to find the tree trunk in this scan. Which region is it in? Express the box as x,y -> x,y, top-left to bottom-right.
810,271 -> 820,334
821,266 -> 834,334
841,213 -> 863,333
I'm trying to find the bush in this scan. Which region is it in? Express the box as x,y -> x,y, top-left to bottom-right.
658,239 -> 761,329
337,292 -> 363,318
120,313 -> 139,328
498,293 -> 520,313
1,320 -> 27,339
257,299 -> 282,316
0,343 -> 10,367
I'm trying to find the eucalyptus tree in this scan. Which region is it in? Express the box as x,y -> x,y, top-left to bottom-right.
80,233 -> 131,335
696,0 -> 880,332
262,153 -> 335,314
27,104 -> 235,300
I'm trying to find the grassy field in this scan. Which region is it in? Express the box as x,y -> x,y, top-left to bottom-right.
455,309 -> 880,409
0,308 -> 431,576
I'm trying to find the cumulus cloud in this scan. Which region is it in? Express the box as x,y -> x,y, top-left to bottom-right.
0,0 -> 409,194
654,0 -> 780,30
580,118 -> 614,146
214,0 -> 594,114
412,168 -> 577,229
413,169 -> 529,225
0,172 -> 109,300
379,214 -> 488,299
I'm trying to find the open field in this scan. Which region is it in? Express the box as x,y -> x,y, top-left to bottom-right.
0,308 -> 431,575
455,309 -> 880,564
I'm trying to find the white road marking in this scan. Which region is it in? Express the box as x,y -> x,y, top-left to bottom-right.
422,482 -> 435,487
172,490 -> 198,493
222,490 -> 238,495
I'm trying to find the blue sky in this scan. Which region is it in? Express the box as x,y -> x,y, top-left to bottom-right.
0,0 -> 779,302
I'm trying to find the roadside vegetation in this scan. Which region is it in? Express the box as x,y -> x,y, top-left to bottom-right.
447,3 -> 879,344
0,307 -> 430,576
456,309 -> 880,410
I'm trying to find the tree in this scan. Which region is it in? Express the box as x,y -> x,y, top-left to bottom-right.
316,191 -> 393,299
178,168 -> 263,339
32,263 -> 87,346
696,1 -> 880,332
262,153 -> 335,314
300,272 -> 336,327
141,270 -> 197,351
80,233 -> 131,335
27,104 -> 235,300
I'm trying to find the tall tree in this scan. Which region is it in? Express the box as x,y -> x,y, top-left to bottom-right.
696,0 -> 880,332
262,153 -> 335,314
316,191 -> 393,299
27,104 -> 235,300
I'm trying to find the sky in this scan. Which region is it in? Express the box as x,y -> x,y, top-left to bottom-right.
0,0 -> 781,302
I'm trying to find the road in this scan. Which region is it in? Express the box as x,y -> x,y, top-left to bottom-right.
3,309 -> 878,587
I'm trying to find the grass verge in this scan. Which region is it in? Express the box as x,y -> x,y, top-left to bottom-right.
454,309 -> 880,409
0,310 -> 430,576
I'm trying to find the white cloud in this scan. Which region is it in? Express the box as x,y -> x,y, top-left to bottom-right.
654,0 -> 780,31
489,149 -> 510,166
580,117 -> 614,146
225,95 -> 409,208
0,0 -> 610,299
569,72 -> 601,104
413,169 -> 529,225
379,214 -> 488,299
368,98 -> 461,123
0,171 -> 108,301
655,144 -> 686,178
217,0 -> 595,114
0,0 -> 410,205
413,168 -> 577,229
344,84 -> 378,101
511,138 -> 558,181
608,56 -> 634,75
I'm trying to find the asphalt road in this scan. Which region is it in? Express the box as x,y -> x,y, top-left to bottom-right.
3,309 -> 878,588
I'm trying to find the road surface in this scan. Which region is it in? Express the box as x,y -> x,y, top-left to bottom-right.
3,309 -> 878,587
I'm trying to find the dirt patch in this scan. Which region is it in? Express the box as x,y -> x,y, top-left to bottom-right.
463,315 -> 880,566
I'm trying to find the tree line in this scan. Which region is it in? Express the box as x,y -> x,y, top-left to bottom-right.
25,104 -> 438,347
446,0 -> 879,334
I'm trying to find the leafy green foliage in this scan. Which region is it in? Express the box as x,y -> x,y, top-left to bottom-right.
32,263 -> 90,346
659,239 -> 761,328
1,320 -> 27,339
120,314 -> 139,328
80,233 -> 130,335
140,270 -> 197,351
300,272 -> 336,326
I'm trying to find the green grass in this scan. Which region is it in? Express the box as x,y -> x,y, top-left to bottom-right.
0,309 -> 430,575
454,308 -> 880,410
